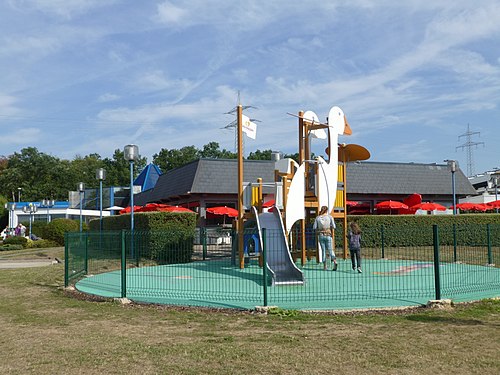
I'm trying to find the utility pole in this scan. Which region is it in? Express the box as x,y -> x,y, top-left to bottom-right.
456,124 -> 484,177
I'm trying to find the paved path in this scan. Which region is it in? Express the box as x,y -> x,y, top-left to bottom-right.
0,259 -> 59,269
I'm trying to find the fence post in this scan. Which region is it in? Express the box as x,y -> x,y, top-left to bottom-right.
202,227 -> 207,260
64,233 -> 69,287
135,231 -> 140,267
487,224 -> 493,265
381,225 -> 385,259
262,228 -> 268,307
84,232 -> 88,275
432,224 -> 441,300
121,229 -> 127,298
453,223 -> 457,263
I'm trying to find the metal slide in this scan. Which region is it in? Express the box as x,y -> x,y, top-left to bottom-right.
253,206 -> 305,286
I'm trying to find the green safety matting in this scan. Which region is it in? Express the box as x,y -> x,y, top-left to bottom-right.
75,259 -> 500,311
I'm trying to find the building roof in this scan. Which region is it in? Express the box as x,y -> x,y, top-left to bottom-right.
135,159 -> 275,205
134,159 -> 477,205
346,161 -> 476,196
133,163 -> 162,191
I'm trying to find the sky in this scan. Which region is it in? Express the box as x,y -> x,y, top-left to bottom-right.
1,1 -> 500,177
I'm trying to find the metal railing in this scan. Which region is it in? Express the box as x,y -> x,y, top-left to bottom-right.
65,224 -> 500,310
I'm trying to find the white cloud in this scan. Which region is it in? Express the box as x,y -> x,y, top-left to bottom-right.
0,94 -> 22,117
0,127 -> 41,145
98,93 -> 120,103
156,1 -> 187,25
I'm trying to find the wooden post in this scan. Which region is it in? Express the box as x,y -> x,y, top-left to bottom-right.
298,111 -> 307,265
237,104 -> 245,269
342,159 -> 348,259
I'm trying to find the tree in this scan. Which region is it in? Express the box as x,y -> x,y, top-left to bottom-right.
248,149 -> 273,160
153,146 -> 199,173
200,142 -> 236,159
0,147 -> 63,201
103,149 -> 147,186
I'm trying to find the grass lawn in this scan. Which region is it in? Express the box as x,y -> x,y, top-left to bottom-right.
0,248 -> 499,374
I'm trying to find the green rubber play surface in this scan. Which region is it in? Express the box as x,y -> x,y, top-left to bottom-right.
76,259 -> 500,311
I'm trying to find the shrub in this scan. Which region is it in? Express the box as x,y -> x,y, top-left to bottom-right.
30,221 -> 49,239
89,211 -> 197,264
3,236 -> 28,248
0,244 -> 24,251
335,214 -> 500,247
45,218 -> 80,246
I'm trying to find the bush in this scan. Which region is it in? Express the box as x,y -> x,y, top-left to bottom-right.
3,236 -> 28,248
45,218 -> 80,246
89,211 -> 197,264
29,221 -> 49,239
0,244 -> 24,251
336,214 -> 500,247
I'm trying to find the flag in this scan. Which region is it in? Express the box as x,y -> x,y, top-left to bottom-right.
241,114 -> 257,139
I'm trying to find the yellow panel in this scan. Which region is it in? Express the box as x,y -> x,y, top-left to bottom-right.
251,186 -> 259,206
337,163 -> 344,182
336,189 -> 344,207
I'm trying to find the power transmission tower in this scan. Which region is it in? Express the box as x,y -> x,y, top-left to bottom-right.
221,92 -> 259,155
456,124 -> 484,177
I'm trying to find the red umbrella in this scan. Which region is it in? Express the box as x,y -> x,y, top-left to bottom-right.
473,203 -> 493,212
206,206 -> 238,225
487,200 -> 500,208
411,202 -> 447,211
206,206 -> 238,217
453,202 -> 477,211
119,206 -> 141,214
262,199 -> 275,208
375,200 -> 408,215
346,200 -> 360,207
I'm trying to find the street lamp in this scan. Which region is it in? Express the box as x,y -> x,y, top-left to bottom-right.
41,199 -> 55,223
124,144 -> 139,258
22,203 -> 37,239
78,182 -> 85,232
96,168 -> 106,231
493,176 -> 499,214
445,160 -> 457,215
4,202 -> 16,234
17,187 -> 22,202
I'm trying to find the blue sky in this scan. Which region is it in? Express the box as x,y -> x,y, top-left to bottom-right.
1,1 -> 500,176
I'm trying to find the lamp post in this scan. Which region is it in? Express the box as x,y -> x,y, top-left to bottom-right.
78,182 -> 85,232
41,199 -> 55,223
17,187 -> 22,202
124,144 -> 139,259
494,176 -> 499,214
4,202 -> 16,234
96,168 -> 106,231
22,203 -> 37,239
445,160 -> 457,215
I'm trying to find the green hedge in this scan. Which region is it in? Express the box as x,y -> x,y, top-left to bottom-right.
89,212 -> 197,263
44,219 -> 80,246
335,214 -> 500,247
3,236 -> 28,247
0,244 -> 24,251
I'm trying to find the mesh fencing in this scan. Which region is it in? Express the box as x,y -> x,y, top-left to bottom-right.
65,224 -> 500,309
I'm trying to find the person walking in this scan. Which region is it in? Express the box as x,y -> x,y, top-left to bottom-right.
313,206 -> 337,271
348,222 -> 362,273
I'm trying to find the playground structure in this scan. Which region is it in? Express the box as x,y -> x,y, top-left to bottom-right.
235,104 -> 370,283
66,105 -> 500,310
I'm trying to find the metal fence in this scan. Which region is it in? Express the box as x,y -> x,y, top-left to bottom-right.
65,224 -> 500,310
